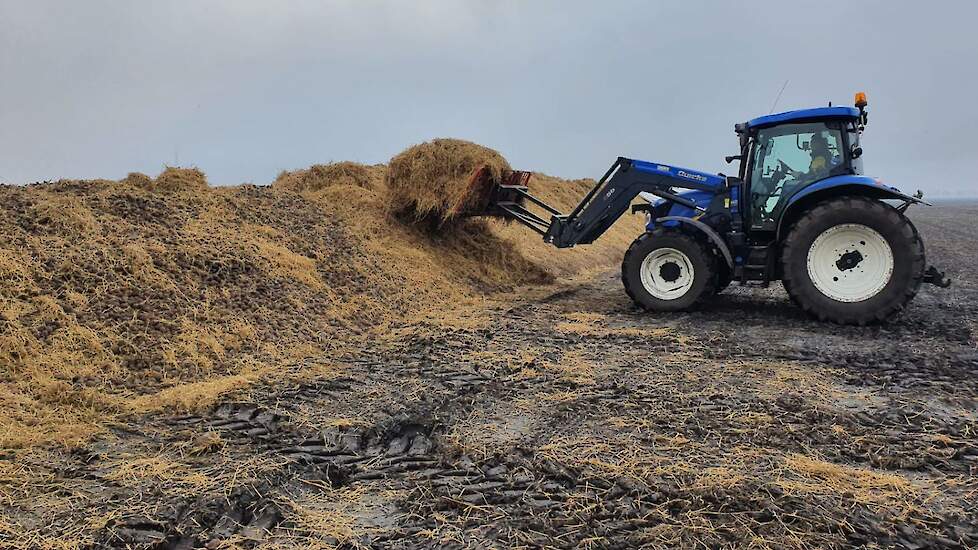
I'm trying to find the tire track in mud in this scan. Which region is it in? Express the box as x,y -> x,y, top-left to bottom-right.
94,281 -> 978,549
90,329 -> 510,548
28,205 -> 978,549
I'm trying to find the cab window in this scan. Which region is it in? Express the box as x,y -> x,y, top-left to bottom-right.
748,122 -> 846,230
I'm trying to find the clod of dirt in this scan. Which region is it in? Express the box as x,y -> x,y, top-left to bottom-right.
152,167 -> 208,193
385,138 -> 510,221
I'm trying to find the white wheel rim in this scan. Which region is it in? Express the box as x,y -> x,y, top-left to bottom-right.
806,224 -> 893,303
640,247 -> 695,300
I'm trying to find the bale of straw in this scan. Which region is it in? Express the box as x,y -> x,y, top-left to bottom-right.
275,162 -> 378,193
385,138 -> 510,221
153,167 -> 208,193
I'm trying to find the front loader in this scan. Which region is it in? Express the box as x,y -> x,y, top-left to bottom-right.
476,92 -> 950,325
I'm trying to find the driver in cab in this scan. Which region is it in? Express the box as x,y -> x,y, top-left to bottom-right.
785,133 -> 835,183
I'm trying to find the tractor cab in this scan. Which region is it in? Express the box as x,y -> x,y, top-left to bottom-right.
735,103 -> 867,239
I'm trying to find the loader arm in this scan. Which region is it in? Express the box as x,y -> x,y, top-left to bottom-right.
489,157 -> 725,249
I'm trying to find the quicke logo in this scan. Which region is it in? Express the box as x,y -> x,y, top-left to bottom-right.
677,170 -> 707,182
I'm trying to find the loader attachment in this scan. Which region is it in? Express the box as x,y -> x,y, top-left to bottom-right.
480,158 -> 724,249
482,169 -> 561,236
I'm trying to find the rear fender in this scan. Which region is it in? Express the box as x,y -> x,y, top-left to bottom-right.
776,176 -> 927,241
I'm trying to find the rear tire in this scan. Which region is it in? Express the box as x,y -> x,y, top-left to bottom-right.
781,196 -> 925,325
622,228 -> 717,312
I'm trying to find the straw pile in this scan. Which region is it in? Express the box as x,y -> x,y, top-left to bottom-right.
117,168 -> 207,192
276,162 -> 381,193
120,172 -> 153,187
152,166 -> 208,192
386,138 -> 510,221
0,145 -> 644,452
0,173 -> 384,448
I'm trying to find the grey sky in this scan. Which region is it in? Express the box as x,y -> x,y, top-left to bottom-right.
1,1 -> 976,198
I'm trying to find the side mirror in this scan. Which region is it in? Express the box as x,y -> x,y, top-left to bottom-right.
851,146 -> 863,159
724,155 -> 743,164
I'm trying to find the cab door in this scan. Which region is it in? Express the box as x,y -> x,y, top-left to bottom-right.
746,122 -> 847,233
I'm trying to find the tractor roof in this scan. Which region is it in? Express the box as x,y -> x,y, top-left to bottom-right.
747,106 -> 859,130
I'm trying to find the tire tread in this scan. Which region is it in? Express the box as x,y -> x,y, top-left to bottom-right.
781,196 -> 924,325
622,228 -> 717,312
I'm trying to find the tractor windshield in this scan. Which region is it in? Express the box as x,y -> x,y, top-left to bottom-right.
748,121 -> 847,230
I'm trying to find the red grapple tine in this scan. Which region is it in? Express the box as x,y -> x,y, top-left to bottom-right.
460,165 -> 491,216
476,170 -> 532,219
461,167 -> 531,218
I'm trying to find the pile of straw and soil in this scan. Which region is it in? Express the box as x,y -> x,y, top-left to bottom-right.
0,140 -> 643,451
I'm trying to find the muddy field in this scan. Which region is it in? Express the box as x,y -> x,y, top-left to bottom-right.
2,201 -> 977,549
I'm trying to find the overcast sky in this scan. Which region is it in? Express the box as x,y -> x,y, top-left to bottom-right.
1,1 -> 976,197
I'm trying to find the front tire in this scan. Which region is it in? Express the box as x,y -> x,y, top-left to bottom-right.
781,196 -> 925,325
622,228 -> 717,312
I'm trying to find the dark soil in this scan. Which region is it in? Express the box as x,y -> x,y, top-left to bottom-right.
4,202 -> 977,549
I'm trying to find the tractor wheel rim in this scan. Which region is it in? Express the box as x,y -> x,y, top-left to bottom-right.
806,223 -> 893,303
640,247 -> 695,300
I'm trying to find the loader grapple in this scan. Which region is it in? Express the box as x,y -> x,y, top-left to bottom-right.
480,169 -> 566,238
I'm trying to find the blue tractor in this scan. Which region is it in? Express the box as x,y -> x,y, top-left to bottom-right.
482,93 -> 950,324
